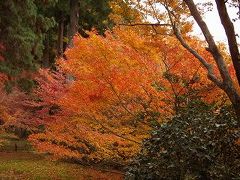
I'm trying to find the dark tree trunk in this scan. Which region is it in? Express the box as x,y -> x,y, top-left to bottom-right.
43,32 -> 50,67
233,102 -> 240,120
68,0 -> 79,48
57,15 -> 64,57
238,0 -> 240,19
223,85 -> 240,119
215,0 -> 240,86
15,143 -> 17,152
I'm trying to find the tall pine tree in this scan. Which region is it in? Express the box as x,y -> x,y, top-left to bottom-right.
0,0 -> 113,80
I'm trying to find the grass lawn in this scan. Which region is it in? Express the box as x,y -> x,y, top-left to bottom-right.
0,133 -> 123,180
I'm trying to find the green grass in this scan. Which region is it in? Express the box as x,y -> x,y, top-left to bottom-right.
0,153 -> 69,179
0,152 -> 110,180
0,132 -> 123,180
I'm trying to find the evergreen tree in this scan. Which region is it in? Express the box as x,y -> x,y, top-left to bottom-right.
0,0 -> 113,80
0,0 -> 55,77
40,0 -> 113,59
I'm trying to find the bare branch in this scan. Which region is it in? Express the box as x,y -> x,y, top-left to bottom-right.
183,0 -> 233,86
215,0 -> 240,85
173,25 -> 223,88
118,23 -> 171,27
90,115 -> 141,144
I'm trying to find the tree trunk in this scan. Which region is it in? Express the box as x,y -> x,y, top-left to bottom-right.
57,15 -> 64,57
234,106 -> 240,120
68,0 -> 79,48
43,32 -> 50,67
238,0 -> 240,19
183,0 -> 232,84
182,0 -> 240,119
215,0 -> 240,86
222,85 -> 240,119
233,101 -> 240,119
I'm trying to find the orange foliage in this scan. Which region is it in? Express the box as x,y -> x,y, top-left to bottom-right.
29,28 -> 226,163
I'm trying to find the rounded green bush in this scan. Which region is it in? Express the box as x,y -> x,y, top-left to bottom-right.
126,103 -> 240,179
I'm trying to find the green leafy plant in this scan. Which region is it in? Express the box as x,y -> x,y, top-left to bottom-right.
126,103 -> 240,179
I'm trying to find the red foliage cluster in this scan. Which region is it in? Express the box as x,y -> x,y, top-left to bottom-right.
0,69 -> 66,137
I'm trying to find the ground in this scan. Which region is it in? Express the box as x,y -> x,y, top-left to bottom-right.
0,133 -> 123,180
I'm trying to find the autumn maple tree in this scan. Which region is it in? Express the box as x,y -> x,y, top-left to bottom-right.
27,27 -> 225,163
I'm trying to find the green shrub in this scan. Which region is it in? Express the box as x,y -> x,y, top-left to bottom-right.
125,103 -> 240,179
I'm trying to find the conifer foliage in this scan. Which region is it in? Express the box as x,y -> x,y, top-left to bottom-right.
0,0 -> 112,80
